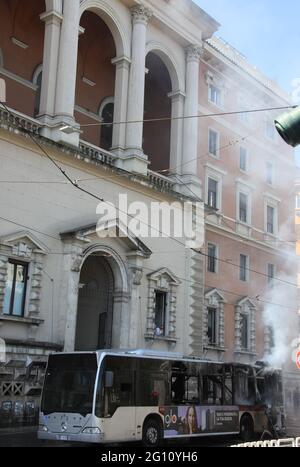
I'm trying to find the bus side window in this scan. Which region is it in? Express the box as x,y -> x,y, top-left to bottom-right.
172,374 -> 186,403
224,369 -> 233,405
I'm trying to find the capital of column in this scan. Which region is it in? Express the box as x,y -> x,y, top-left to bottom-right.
111,55 -> 131,70
167,90 -> 186,103
40,10 -> 63,25
186,44 -> 203,62
131,5 -> 153,26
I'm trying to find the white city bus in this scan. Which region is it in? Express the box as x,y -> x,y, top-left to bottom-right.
38,349 -> 285,446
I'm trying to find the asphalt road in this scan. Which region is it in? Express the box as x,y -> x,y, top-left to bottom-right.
0,428 -> 239,448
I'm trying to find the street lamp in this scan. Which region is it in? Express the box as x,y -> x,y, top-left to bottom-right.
274,106 -> 300,147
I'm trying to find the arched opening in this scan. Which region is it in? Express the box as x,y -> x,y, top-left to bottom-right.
0,0 -> 45,116
75,10 -> 116,147
75,254 -> 114,351
143,52 -> 172,172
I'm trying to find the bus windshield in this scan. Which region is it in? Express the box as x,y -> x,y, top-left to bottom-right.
41,353 -> 97,417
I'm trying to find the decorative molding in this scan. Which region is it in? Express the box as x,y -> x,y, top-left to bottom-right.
82,76 -> 96,87
11,37 -> 28,50
131,5 -> 153,25
203,288 -> 226,349
0,67 -> 37,91
188,250 -> 205,356
186,44 -> 203,62
145,268 -> 180,340
0,231 -> 49,256
40,10 -> 63,24
75,105 -> 102,122
235,297 -> 256,354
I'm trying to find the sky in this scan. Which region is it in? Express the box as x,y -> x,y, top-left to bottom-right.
193,0 -> 300,163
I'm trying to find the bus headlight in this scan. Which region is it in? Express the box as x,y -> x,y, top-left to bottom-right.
39,425 -> 49,432
82,427 -> 101,434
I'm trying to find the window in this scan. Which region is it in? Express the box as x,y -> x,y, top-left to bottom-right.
207,244 -> 217,273
239,192 -> 248,223
238,97 -> 250,125
3,260 -> 28,317
208,84 -> 221,106
209,129 -> 219,157
296,194 -> 300,210
146,269 -> 180,341
239,254 -> 248,282
267,263 -> 275,288
266,162 -> 274,185
100,101 -> 114,150
240,314 -> 249,350
207,308 -> 217,345
267,205 -> 275,234
154,291 -> 167,336
207,178 -> 218,209
240,147 -> 247,172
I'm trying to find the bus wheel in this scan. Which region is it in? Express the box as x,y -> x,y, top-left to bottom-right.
142,418 -> 162,447
240,414 -> 254,442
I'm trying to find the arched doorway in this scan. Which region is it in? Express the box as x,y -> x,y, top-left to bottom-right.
75,254 -> 114,351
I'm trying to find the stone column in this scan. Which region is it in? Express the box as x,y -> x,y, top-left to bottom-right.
124,5 -> 152,175
168,90 -> 185,177
38,10 -> 63,125
53,0 -> 81,146
111,56 -> 131,157
126,252 -> 144,348
181,44 -> 203,198
61,242 -> 84,352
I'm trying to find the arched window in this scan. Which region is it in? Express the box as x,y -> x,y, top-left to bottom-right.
99,97 -> 114,150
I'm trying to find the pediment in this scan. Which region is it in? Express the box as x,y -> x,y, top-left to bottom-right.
1,231 -> 49,256
60,220 -> 152,258
237,296 -> 256,310
147,267 -> 181,287
205,288 -> 227,304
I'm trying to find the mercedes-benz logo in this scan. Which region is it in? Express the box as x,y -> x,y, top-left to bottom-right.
61,422 -> 67,432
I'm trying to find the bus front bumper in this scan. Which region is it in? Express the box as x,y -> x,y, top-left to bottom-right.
38,429 -> 105,444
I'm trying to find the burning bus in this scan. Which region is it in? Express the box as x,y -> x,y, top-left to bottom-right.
38,350 -> 285,446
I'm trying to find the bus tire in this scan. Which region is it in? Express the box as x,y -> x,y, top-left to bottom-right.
142,417 -> 162,447
240,414 -> 254,442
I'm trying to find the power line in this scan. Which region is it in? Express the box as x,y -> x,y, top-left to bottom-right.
78,105 -> 296,128
0,215 -> 60,241
157,132 -> 254,174
0,210 -> 298,312
171,174 -> 298,289
0,102 -> 298,299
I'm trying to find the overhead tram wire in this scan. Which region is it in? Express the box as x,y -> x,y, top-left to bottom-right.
0,212 -> 298,312
78,105 -> 296,128
0,102 -> 298,292
171,173 -> 298,289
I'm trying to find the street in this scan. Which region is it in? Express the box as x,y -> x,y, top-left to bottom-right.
0,427 -> 240,448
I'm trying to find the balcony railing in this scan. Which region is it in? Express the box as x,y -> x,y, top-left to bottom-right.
148,169 -> 175,191
79,140 -> 117,167
0,106 -> 41,134
0,107 -> 176,193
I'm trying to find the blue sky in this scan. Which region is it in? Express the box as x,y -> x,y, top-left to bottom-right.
194,0 -> 300,163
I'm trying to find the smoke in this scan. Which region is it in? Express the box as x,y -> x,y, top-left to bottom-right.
262,239 -> 299,368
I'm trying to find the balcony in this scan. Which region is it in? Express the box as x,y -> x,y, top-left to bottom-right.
0,106 -> 177,195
